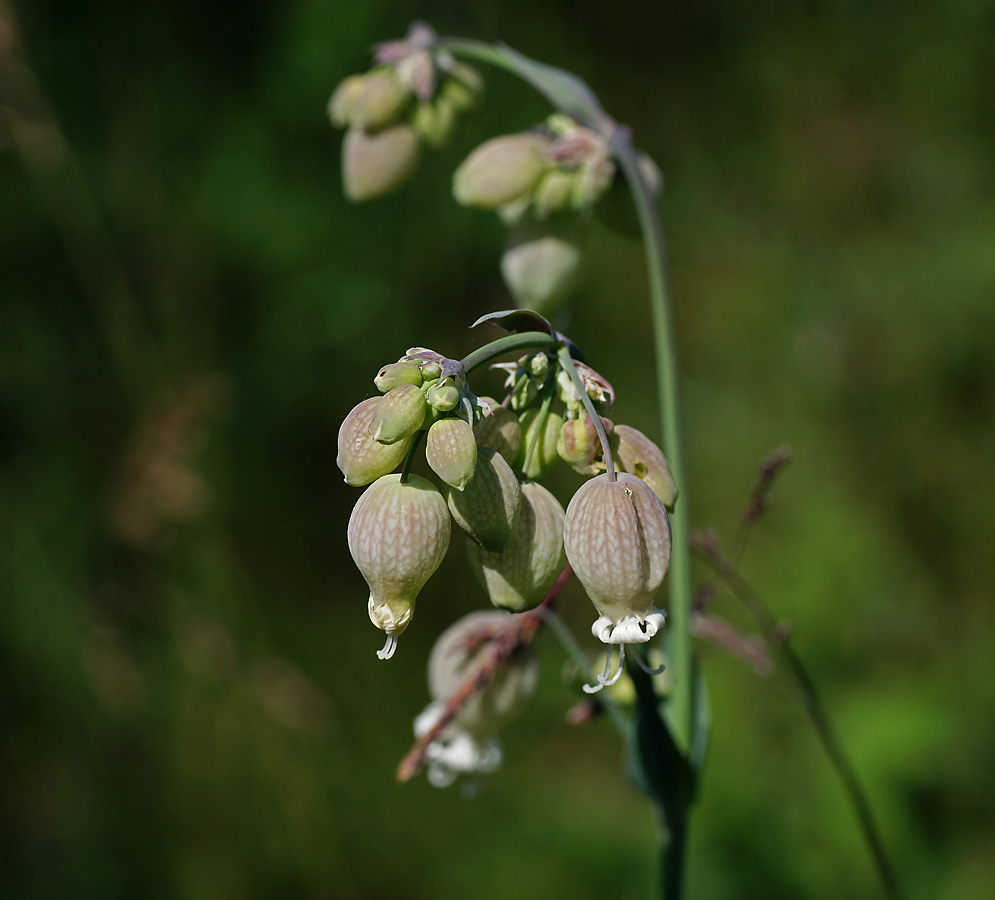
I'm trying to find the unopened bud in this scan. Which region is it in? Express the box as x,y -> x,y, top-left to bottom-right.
426,381 -> 461,412
532,169 -> 576,218
337,397 -> 414,486
374,361 -> 423,392
468,482 -> 566,612
342,124 -> 422,203
328,75 -> 367,127
614,425 -> 678,509
453,134 -> 549,210
501,219 -> 584,316
557,416 -> 614,475
515,409 -> 564,481
369,383 -> 427,444
348,473 -> 451,659
447,447 -> 521,552
473,398 -> 521,465
350,69 -> 408,131
441,63 -> 483,113
426,418 -> 477,490
563,473 -> 671,645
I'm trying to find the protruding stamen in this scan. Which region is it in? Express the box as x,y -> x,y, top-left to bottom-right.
634,649 -> 665,676
582,646 -> 615,694
603,644 -> 626,686
377,633 -> 398,660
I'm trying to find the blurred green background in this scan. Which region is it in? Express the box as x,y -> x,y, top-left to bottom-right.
2,1 -> 994,898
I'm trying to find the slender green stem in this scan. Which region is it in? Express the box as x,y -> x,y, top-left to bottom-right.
610,135 -> 693,753
399,430 -> 425,484
556,344 -> 616,481
461,331 -> 560,374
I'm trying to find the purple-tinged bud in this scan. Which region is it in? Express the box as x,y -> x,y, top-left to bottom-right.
614,425 -> 678,510
426,418 -> 477,491
374,361 -> 423,392
557,416 -> 614,476
468,482 -> 566,612
337,397 -> 414,486
452,134 -> 549,210
564,473 -> 671,646
473,397 -> 521,465
348,474 -> 451,659
342,124 -> 422,203
515,409 -> 564,481
368,383 -> 427,444
447,447 -> 521,552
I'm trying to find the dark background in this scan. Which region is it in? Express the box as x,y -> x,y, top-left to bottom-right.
2,1 -> 994,897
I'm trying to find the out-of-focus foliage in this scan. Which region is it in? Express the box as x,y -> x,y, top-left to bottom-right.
2,1 -> 993,898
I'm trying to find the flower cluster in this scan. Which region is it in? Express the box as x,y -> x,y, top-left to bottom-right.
338,326 -> 677,692
329,23 -> 482,202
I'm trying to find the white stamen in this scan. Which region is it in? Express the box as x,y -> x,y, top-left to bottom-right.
602,644 -> 626,686
582,645 -> 615,694
377,633 -> 397,660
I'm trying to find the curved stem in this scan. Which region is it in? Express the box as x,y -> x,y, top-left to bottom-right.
556,344 -> 616,481
399,430 -> 425,483
611,134 -> 693,753
461,331 -> 560,374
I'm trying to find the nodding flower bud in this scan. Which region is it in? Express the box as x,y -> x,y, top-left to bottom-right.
613,425 -> 678,510
452,133 -> 549,210
564,473 -> 671,646
368,383 -> 427,444
342,124 -> 422,203
501,218 -> 584,316
447,447 -> 521,552
411,97 -> 457,150
473,397 -> 521,466
337,397 -> 415,486
414,609 -> 538,788
426,381 -> 461,412
374,361 -> 423,392
328,75 -> 367,127
347,69 -> 409,131
348,473 -> 451,660
515,409 -> 564,481
468,481 -> 566,612
426,417 -> 477,491
557,416 -> 614,476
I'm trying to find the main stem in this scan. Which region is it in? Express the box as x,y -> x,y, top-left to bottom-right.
611,136 -> 693,752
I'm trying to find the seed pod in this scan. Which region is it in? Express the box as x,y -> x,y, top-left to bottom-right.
515,409 -> 564,481
337,397 -> 414,486
447,447 -> 521,552
557,416 -> 614,475
563,473 -> 671,641
614,424 -> 678,510
473,398 -> 521,465
348,473 -> 451,658
428,610 -> 539,737
368,383 -> 427,444
452,133 -> 549,210
468,482 -> 566,612
342,124 -> 422,203
374,361 -> 423,392
426,418 -> 477,491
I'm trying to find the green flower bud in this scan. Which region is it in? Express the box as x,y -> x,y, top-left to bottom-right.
328,75 -> 367,127
532,169 -> 576,219
350,69 -> 408,131
337,397 -> 414,486
441,63 -> 483,113
447,447 -> 521,552
374,361 -> 423,392
557,416 -> 614,476
453,134 -> 549,210
468,482 -> 566,612
501,218 -> 584,316
342,124 -> 422,203
419,359 -> 442,381
426,418 -> 477,491
473,398 -> 521,465
428,610 -> 539,736
369,383 -> 427,444
426,381 -> 461,412
348,473 -> 451,659
412,97 -> 457,151
563,473 -> 671,645
614,424 -> 678,510
515,409 -> 564,481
